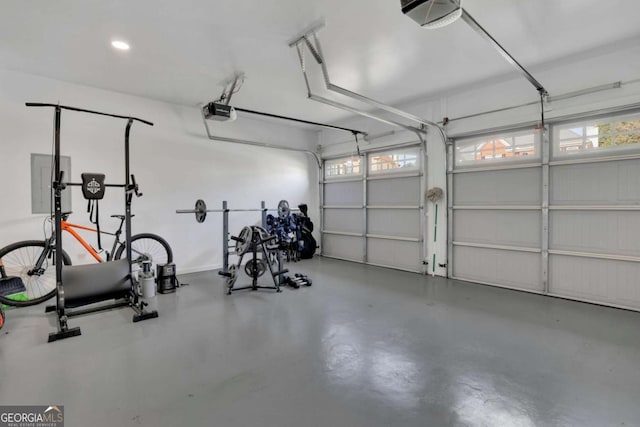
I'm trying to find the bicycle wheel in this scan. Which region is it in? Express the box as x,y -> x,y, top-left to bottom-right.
0,240 -> 71,307
114,233 -> 173,267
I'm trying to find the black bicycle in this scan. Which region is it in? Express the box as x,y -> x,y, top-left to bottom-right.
0,212 -> 172,307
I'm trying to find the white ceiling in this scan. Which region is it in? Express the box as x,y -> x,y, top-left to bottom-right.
1,0 -> 640,124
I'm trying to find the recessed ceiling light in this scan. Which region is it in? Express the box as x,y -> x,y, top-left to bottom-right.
111,40 -> 130,51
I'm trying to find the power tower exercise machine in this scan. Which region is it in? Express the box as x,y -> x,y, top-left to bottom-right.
26,102 -> 158,343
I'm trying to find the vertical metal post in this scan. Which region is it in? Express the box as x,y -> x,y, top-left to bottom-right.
420,140 -> 428,274
277,244 -> 285,285
124,119 -> 133,273
319,169 -> 325,256
362,155 -> 368,264
541,125 -> 550,293
53,106 -> 63,293
446,141 -> 454,279
261,201 -> 267,228
222,200 -> 229,272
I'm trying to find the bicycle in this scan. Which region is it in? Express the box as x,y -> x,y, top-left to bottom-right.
0,212 -> 172,307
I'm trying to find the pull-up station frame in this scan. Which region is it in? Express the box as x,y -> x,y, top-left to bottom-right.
25,102 -> 155,342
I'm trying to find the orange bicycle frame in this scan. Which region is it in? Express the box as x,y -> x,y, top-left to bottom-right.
60,220 -> 104,262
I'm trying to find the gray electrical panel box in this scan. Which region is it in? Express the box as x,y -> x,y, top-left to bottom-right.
31,153 -> 72,214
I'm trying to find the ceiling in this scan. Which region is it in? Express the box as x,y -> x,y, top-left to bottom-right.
1,0 -> 640,124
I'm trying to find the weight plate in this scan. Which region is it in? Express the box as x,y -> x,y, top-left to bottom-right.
235,226 -> 253,255
226,264 -> 238,287
250,226 -> 262,245
195,199 -> 207,223
277,200 -> 290,219
244,259 -> 266,278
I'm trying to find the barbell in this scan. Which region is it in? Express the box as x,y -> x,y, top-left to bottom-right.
176,199 -> 293,223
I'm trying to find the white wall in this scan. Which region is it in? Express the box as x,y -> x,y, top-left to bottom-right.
0,68 -> 320,273
317,40 -> 640,277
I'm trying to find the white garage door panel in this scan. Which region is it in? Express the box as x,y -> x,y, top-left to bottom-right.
323,208 -> 364,234
617,161 -> 640,202
549,255 -> 640,310
453,246 -> 542,291
368,209 -> 420,238
454,168 -> 541,205
368,177 -> 420,205
454,210 -> 541,247
323,234 -> 364,262
322,147 -> 424,272
550,211 -> 640,256
550,159 -> 640,205
367,239 -> 421,272
450,117 -> 640,311
324,181 -> 362,206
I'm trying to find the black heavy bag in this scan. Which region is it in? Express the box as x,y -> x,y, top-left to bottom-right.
300,232 -> 317,259
301,217 -> 314,233
297,204 -> 314,233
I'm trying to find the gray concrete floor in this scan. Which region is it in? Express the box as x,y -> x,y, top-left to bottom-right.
1,257 -> 640,427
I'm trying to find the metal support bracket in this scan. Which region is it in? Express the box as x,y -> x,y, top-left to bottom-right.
290,25 -> 449,143
460,9 -> 548,97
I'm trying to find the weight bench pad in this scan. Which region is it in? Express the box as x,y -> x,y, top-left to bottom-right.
62,259 -> 131,305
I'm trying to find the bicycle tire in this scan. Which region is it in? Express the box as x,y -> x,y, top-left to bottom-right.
114,233 -> 173,267
0,240 -> 71,307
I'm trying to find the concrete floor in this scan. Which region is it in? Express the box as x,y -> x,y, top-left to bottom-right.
1,257 -> 640,427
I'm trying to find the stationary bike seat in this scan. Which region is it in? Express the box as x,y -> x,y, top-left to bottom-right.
110,214 -> 135,220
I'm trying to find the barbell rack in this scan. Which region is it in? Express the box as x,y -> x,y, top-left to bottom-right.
176,200 -> 298,276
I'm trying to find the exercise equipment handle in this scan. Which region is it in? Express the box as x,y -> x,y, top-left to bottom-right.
260,235 -> 277,244
53,170 -> 67,190
128,174 -> 143,197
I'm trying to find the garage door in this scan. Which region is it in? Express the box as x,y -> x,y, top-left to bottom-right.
322,161 -> 365,262
548,112 -> 640,310
449,111 -> 640,311
322,146 -> 425,273
449,129 -> 543,292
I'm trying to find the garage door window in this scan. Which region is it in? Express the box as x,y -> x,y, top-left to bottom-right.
325,156 -> 362,179
455,130 -> 540,167
553,113 -> 640,157
368,148 -> 420,175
